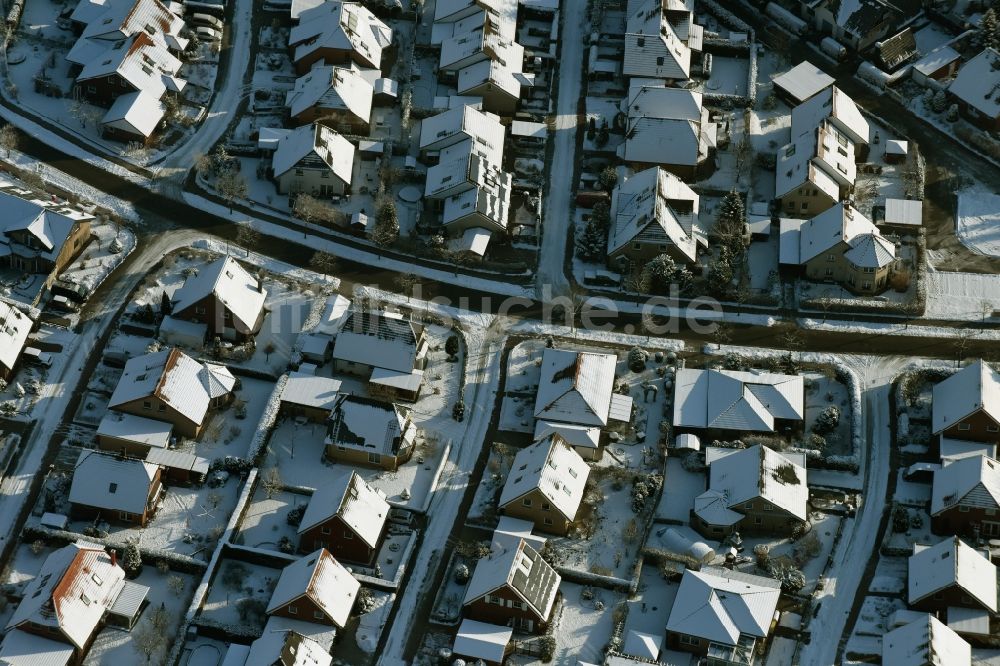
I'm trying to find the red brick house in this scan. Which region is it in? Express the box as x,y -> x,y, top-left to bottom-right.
266,549 -> 360,629
170,256 -> 268,342
908,537 -> 997,615
933,360 -> 1000,444
297,470 -> 389,563
68,451 -> 163,527
463,539 -> 560,633
931,454 -> 1000,537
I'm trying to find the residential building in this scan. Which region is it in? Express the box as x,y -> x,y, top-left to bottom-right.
673,368 -> 804,435
101,90 -> 167,144
271,123 -> 355,197
68,451 -> 163,526
452,619 -> 513,666
790,85 -> 870,160
771,61 -> 835,106
617,84 -> 716,178
107,348 -> 236,438
463,538 -> 560,633
776,120 -> 857,217
693,445 -> 809,536
0,630 -> 75,666
498,434 -> 590,535
778,203 -> 896,294
73,32 -> 185,108
69,0 -> 187,53
930,454 -> 1000,537
297,470 -> 389,563
948,48 -> 1000,132
96,411 -> 173,458
623,0 -> 703,83
933,360 -> 1000,443
288,2 -> 392,74
882,615 -> 971,666
5,543 -> 146,662
912,46 -> 962,86
432,0 -> 518,35
664,567 -> 780,662
331,309 -> 427,401
324,394 -> 417,471
243,630 -> 332,666
418,105 -> 505,165
799,0 -> 905,51
266,549 -> 360,628
279,371 -> 342,422
533,348 -> 630,430
170,256 -> 268,341
0,300 -> 32,382
607,166 -> 705,270
285,64 -> 375,133
0,193 -> 93,281
908,537 -> 998,615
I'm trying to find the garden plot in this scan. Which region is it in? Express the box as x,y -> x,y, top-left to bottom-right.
803,371 -> 852,457
467,443 -> 516,525
84,567 -> 196,666
747,235 -> 779,292
699,55 -> 749,97
498,340 -> 545,433
925,271 -> 1000,321
0,362 -> 48,417
72,391 -> 109,427
739,511 -> 843,597
845,595 -> 907,654
355,588 -> 395,655
199,559 -> 281,630
178,637 -> 230,666
869,555 -> 907,594
57,222 -> 135,298
233,486 -> 308,552
955,189 -> 1000,260
2,541 -> 59,596
655,456 -> 706,523
883,506 -> 934,554
894,469 -> 932,507
187,376 -> 276,460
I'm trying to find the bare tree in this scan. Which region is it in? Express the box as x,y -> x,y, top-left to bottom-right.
235,222 -> 260,257
0,124 -> 18,158
261,466 -> 283,499
217,169 -> 248,212
954,330 -> 975,367
293,193 -> 345,227
733,133 -> 754,184
132,625 -> 166,664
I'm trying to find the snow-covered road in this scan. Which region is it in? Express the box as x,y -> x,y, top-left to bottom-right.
535,6 -> 586,301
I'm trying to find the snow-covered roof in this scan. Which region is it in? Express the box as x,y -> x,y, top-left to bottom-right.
498,434 -> 590,521
492,515 -> 546,552
313,294 -> 352,335
73,0 -> 185,45
666,566 -> 780,645
267,549 -> 360,628
775,130 -> 843,203
456,48 -> 526,100
772,61 -> 834,104
931,454 -> 1000,516
108,348 -> 236,427
326,394 -> 415,457
369,366 -> 425,393
272,123 -> 355,186
0,300 -> 31,373
913,45 -> 961,77
6,543 -> 126,650
932,360 -> 1000,435
884,198 -> 922,226
791,85 -> 869,146
463,538 -> 560,620
534,348 -> 617,427
298,470 -> 389,548
949,48 -> 1000,120
101,90 -> 165,138
331,309 -> 422,373
795,202 -> 893,267
623,0 -> 701,80
947,605 -> 991,637
940,438 -> 997,462
246,630 -> 332,666
609,166 -> 704,263
145,447 -> 209,475
693,489 -> 744,527
419,105 -> 505,163
172,256 -> 268,332
69,450 -> 159,515
623,630 -> 662,661
673,368 -> 804,432
883,614 -> 971,666
0,630 -> 74,666
96,411 -> 173,449
285,64 -> 374,124
618,85 -> 714,167
281,371 -> 342,410
76,32 -> 185,99
705,445 -> 808,522
908,537 -> 997,612
0,193 -> 89,264
533,420 -> 601,450
454,619 -> 513,662
290,1 -> 392,70
440,22 -> 520,72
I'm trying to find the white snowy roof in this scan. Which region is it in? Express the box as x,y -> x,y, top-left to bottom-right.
267,549 -> 360,628
666,567 -> 780,645
534,348 -> 617,427
940,438 -> 997,462
74,0 -> 185,45
285,64 -> 374,124
76,32 -> 185,99
883,614 -> 971,666
772,61 -> 834,104
108,348 -> 236,427
331,310 -> 421,373
369,366 -> 425,393
797,202 -> 894,268
908,537 -> 997,612
290,1 -> 392,69
145,448 -> 209,475
618,86 -> 714,167
0,194 -> 89,263
6,543 -> 126,650
101,90 -> 166,138
623,630 -> 662,661
533,420 -> 601,450
931,454 -> 1000,516
949,48 -> 1000,120
463,538 -> 560,620
419,105 -> 505,163
693,489 -> 744,527
791,85 -> 869,146
281,371 -> 342,410
775,131 -> 842,203
947,605 -> 991,637
609,166 -> 703,263
492,515 -> 546,552
313,294 -> 352,335
326,394 -> 414,457
172,256 -> 267,332
673,368 -> 804,432
69,450 -> 158,515
884,198 -> 922,226
96,411 -> 173,449
623,0 -> 699,80
0,300 -> 31,373
706,445 -> 808,521
272,123 -> 355,186
498,434 -> 590,521
453,619 -> 513,662
914,45 -> 961,76
246,630 -> 332,666
298,470 -> 389,548
456,49 -> 525,100
932,360 -> 1000,434
0,630 -> 74,666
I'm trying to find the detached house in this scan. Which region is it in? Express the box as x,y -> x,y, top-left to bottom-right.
883,615 -> 972,666
0,301 -> 32,382
673,368 -> 804,436
665,566 -> 780,662
271,123 -> 355,197
439,23 -> 526,115
779,203 -> 896,294
331,309 -> 428,401
69,451 -> 163,526
324,394 -> 416,471
289,1 -> 392,74
244,630 -> 332,666
908,537 -> 998,617
623,0 -> 703,83
607,166 -> 705,270
798,0 -> 905,51
948,49 -> 1000,132
418,105 -> 505,165
108,348 -> 236,438
931,454 -> 1000,537
74,32 -> 185,108
267,549 -> 360,628
285,65 -> 375,133
790,85 -> 870,160
463,538 -> 560,633
933,360 -> 1000,444
693,445 -> 809,537
0,193 -> 93,281
771,61 -> 835,107
498,434 -> 590,535
297,470 -> 389,563
617,85 -> 716,178
170,256 -> 268,341
776,120 -> 857,218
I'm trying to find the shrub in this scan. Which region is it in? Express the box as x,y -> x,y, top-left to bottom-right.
813,405 -> 841,435
627,346 -> 649,373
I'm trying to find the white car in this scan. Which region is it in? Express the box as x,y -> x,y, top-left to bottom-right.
195,25 -> 221,41
190,12 -> 223,29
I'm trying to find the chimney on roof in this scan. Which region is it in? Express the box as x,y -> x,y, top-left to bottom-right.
110,549 -> 117,568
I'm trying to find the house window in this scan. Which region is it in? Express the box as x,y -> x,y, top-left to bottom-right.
142,401 -> 152,410
987,509 -> 996,516
959,506 -> 970,513
487,594 -> 504,604
988,425 -> 999,433
288,606 -> 298,614
522,498 -> 532,507
295,169 -> 305,176
633,242 -> 641,250
744,503 -> 754,510
109,483 -> 118,493
314,611 -> 325,620
368,452 -> 381,464
958,423 -> 972,431
320,526 -> 331,535
656,56 -> 664,66
827,254 -> 835,262
826,268 -> 834,276
321,172 -> 330,178
542,503 -> 550,511
120,512 -> 131,520
195,306 -> 206,315
344,531 -> 353,539
679,634 -> 699,646
157,403 -> 166,412
87,85 -> 97,94
754,516 -> 763,524
801,202 -> 808,211
544,517 -> 553,525
568,468 -> 578,479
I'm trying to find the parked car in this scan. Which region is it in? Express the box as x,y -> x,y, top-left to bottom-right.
21,347 -> 52,368
195,25 -> 221,41
190,12 -> 223,29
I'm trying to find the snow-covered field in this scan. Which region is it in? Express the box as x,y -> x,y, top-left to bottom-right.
925,270 -> 1000,321
955,189 -> 1000,259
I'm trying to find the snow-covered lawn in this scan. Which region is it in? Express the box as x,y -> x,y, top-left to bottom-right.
747,235 -> 779,292
58,223 -> 137,297
924,270 -> 1000,321
740,511 -> 843,596
804,372 -> 852,457
655,456 -> 705,523
2,541 -> 58,595
191,376 -> 277,460
913,22 -> 955,54
467,443 -> 515,524
955,189 -> 1000,259
234,486 -> 307,551
699,55 -> 749,97
199,559 -> 280,628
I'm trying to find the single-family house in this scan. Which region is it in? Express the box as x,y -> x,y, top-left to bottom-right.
452,619 -> 513,666
107,348 -> 236,438
424,140 -> 512,242
463,538 -> 560,633
271,123 -> 355,197
623,0 -> 703,83
0,630 -> 75,666
279,371 -> 342,422
798,0 -> 905,51
908,537 -> 998,615
0,300 -> 32,382
297,470 -> 389,562
289,2 -> 392,73
533,348 -> 631,433
331,309 -> 427,401
101,90 -> 167,144
933,360 -> 1000,444
776,120 -> 857,217
673,368 -> 805,435
96,411 -> 173,457
285,64 -> 375,133
693,445 -> 809,537
882,614 -> 972,666
244,630 -> 332,666
418,105 -> 505,165
69,451 -> 163,526
931,454 -> 1000,537
170,256 -> 268,341
771,61 -> 835,106
498,434 -> 590,535
607,166 -> 706,270
0,193 -> 93,280
664,566 -> 780,662
266,548 -> 360,628
74,32 -> 185,108
324,394 -> 417,471
948,48 -> 1000,132
69,0 -> 187,52
790,85 -> 870,160
617,84 -> 716,178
